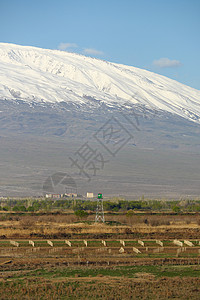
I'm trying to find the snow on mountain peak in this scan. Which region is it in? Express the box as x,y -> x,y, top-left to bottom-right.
0,42 -> 200,123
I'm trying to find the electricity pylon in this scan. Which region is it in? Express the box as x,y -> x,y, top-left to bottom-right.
95,193 -> 105,223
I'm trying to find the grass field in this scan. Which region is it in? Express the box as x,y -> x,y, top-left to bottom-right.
1,265 -> 200,299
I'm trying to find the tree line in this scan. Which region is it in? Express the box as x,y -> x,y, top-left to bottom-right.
0,198 -> 200,213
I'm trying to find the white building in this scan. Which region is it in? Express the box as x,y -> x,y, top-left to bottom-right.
87,192 -> 94,198
65,193 -> 77,198
45,194 -> 63,199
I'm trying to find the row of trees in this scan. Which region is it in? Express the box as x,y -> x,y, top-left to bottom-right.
0,198 -> 200,213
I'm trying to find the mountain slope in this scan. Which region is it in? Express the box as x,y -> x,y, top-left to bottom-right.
0,42 -> 200,123
1,43 -> 200,198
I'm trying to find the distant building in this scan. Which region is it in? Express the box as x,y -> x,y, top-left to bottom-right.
65,193 -> 77,198
87,192 -> 94,198
53,194 -> 63,199
45,194 -> 63,199
45,194 -> 52,198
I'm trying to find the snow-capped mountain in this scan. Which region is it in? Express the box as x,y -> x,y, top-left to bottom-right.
1,43 -> 200,198
0,42 -> 200,123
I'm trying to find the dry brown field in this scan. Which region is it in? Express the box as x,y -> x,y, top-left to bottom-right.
1,212 -> 200,299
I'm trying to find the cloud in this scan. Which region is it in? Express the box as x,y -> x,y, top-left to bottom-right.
57,43 -> 104,56
153,57 -> 182,68
83,48 -> 104,56
58,43 -> 78,51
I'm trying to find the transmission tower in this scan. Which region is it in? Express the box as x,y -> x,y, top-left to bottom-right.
95,193 -> 105,223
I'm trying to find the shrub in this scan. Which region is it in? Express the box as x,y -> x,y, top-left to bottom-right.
74,210 -> 88,219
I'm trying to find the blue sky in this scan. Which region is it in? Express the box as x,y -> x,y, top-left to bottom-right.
0,0 -> 199,89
